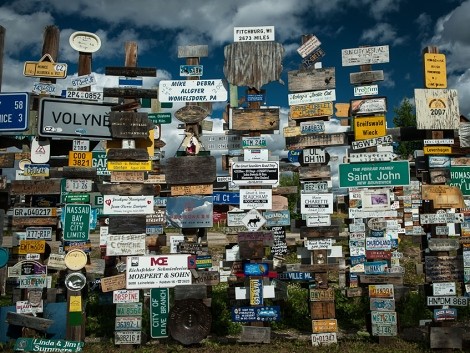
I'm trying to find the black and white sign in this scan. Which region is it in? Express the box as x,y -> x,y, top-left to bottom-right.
231,162 -> 279,186
300,193 -> 333,214
239,189 -> 272,210
241,209 -> 266,231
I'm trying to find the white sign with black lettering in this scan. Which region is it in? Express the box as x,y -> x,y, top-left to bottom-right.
306,214 -> 331,227
304,238 -> 334,250
239,189 -> 272,210
302,148 -> 326,164
233,26 -> 275,42
300,193 -> 333,214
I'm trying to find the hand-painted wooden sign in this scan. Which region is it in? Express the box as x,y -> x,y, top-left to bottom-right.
290,102 -> 333,119
285,132 -> 345,150
350,70 -> 384,85
224,42 -> 284,90
165,156 -> 216,185
415,89 -> 460,130
107,148 -> 149,161
11,179 -> 61,195
109,112 -> 153,138
288,89 -> 336,105
288,67 -> 335,92
174,104 -> 208,123
230,107 -> 279,131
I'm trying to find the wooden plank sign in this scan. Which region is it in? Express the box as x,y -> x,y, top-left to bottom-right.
109,112 -> 153,138
0,153 -> 15,168
174,105 -> 208,123
230,107 -> 279,131
350,97 -> 387,115
165,156 -> 216,185
108,215 -> 147,234
107,148 -> 149,161
415,89 -> 460,130
224,42 -> 284,90
350,70 -> 384,85
110,171 -> 145,183
170,184 -> 213,196
285,133 -> 346,150
290,102 -> 333,119
11,179 -> 61,195
312,319 -> 337,333
288,67 -> 335,92
97,183 -> 155,196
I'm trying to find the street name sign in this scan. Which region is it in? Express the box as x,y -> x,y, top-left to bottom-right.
38,98 -> 115,139
339,161 -> 410,188
0,93 -> 29,131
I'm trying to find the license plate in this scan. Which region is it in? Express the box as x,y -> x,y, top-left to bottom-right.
114,330 -> 141,345
66,90 -> 103,101
25,227 -> 53,240
311,332 -> 337,346
23,164 -> 49,176
68,151 -> 93,168
116,303 -> 143,316
14,208 -> 56,217
115,317 -> 142,330
65,179 -> 93,192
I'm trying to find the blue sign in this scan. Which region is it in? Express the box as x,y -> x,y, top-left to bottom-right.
244,262 -> 269,276
287,149 -> 301,163
231,305 -> 280,322
246,94 -> 265,102
0,92 -> 29,131
213,191 -> 240,205
263,210 -> 290,227
118,77 -> 143,86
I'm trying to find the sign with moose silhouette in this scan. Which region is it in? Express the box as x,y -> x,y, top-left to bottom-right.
241,209 -> 266,231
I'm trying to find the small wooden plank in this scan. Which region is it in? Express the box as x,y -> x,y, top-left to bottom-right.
298,165 -> 330,179
96,183 -> 156,196
285,133 -> 345,150
350,97 -> 387,115
109,112 -> 153,139
0,153 -> 15,168
178,45 -> 208,58
174,285 -> 207,300
310,301 -> 335,320
6,312 -> 53,331
300,226 -> 339,238
174,105 -> 208,123
350,70 -> 384,85
108,215 -> 147,234
11,179 -> 61,195
231,107 -> 279,131
104,67 -> 157,77
358,274 -> 404,286
110,171 -> 145,183
12,217 -> 57,227
165,156 -> 216,185
60,167 -> 96,179
288,67 -> 335,92
103,87 -> 158,99
170,184 -> 213,196
107,148 -> 149,161
100,273 -> 126,292
272,186 -> 298,195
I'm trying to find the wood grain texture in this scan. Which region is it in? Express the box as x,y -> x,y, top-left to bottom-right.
165,156 -> 216,185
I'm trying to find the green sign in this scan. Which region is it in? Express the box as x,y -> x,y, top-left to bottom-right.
14,338 -> 84,352
63,204 -> 91,241
149,112 -> 172,124
339,161 -> 410,188
64,193 -> 90,203
449,166 -> 470,195
92,151 -> 110,176
150,288 -> 169,338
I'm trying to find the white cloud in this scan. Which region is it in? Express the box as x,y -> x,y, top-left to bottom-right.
360,23 -> 407,46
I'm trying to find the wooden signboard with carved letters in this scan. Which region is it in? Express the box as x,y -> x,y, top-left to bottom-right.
170,184 -> 213,196
108,215 -> 147,234
300,226 -> 339,238
109,112 -> 154,139
350,70 -> 384,85
298,165 -> 331,179
286,133 -> 346,150
290,102 -> 334,120
288,67 -> 335,92
11,179 -> 61,195
107,148 -> 149,161
231,108 -> 279,131
165,156 -> 216,185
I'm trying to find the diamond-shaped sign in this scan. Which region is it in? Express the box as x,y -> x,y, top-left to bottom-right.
241,209 -> 266,232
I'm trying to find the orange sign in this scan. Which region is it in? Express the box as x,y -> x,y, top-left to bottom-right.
424,53 -> 447,89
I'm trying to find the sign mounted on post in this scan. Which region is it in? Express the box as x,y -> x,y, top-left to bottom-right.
424,53 -> 446,89
341,45 -> 389,66
234,26 -> 275,42
38,98 -> 115,139
63,204 -> 91,241
231,161 -> 279,186
415,89 -> 460,130
339,161 -> 410,188
0,93 -> 29,132
23,54 -> 68,78
158,79 -> 227,103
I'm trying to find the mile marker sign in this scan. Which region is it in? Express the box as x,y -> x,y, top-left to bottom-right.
0,93 -> 29,131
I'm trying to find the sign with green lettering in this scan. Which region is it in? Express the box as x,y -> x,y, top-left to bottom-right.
150,288 -> 169,338
339,161 -> 410,188
63,204 -> 91,241
14,338 -> 84,352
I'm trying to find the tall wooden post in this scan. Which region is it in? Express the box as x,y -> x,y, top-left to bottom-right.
0,25 -> 5,91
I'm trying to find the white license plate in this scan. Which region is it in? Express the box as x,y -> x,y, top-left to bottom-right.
114,330 -> 141,345
115,317 -> 142,330
13,208 -> 55,217
66,90 -> 103,101
25,227 -> 53,240
65,179 -> 93,192
311,332 -> 337,346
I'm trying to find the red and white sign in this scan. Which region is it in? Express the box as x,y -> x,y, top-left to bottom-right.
126,255 -> 192,289
113,289 -> 140,303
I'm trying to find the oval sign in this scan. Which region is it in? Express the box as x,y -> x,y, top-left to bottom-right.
64,249 -> 88,271
174,105 -> 208,123
65,272 -> 87,291
69,31 -> 102,53
367,217 -> 387,231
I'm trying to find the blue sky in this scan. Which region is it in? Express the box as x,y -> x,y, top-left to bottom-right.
0,0 -> 469,165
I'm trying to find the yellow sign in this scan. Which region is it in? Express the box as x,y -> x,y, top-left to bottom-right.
18,240 -> 46,254
283,126 -> 301,137
23,54 -> 68,79
107,160 -> 152,171
69,295 -> 82,312
354,116 -> 386,140
424,53 -> 447,89
312,319 -> 338,333
69,151 -> 93,167
423,146 -> 451,155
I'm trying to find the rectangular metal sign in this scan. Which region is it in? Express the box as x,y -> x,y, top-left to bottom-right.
288,89 -> 336,105
158,79 -> 227,102
234,26 -> 275,42
150,288 -> 169,338
341,45 -> 390,66
231,161 -> 279,185
38,97 -> 115,139
0,92 -> 29,131
339,161 -> 410,188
